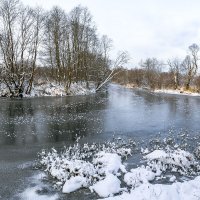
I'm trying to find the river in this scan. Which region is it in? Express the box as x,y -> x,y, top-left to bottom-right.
0,84 -> 200,199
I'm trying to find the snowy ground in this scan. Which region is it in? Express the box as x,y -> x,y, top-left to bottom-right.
123,84 -> 200,97
154,89 -> 200,97
37,137 -> 200,199
105,177 -> 200,200
0,82 -> 96,97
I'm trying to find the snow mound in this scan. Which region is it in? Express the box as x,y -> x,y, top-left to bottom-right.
38,141 -> 200,199
93,152 -> 122,175
38,141 -> 132,195
90,174 -> 122,198
104,176 -> 200,200
145,149 -> 198,175
62,176 -> 87,193
124,166 -> 156,187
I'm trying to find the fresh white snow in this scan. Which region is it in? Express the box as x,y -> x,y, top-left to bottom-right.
104,147 -> 200,200
154,89 -> 200,96
62,176 -> 87,193
27,82 -> 96,97
39,141 -> 133,197
93,152 -> 123,175
124,166 -> 156,187
90,174 -> 122,198
104,176 -> 200,200
145,149 -> 198,175
0,82 -> 96,97
38,140 -> 200,199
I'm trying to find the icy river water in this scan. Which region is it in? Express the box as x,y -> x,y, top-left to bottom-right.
0,84 -> 200,199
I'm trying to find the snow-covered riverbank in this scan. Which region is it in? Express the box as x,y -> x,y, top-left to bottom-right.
37,137 -> 200,199
123,84 -> 200,97
0,82 -> 96,97
105,176 -> 200,200
154,89 -> 200,97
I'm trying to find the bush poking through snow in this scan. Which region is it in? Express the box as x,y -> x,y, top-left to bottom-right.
38,140 -> 134,197
124,166 -> 156,188
38,139 -> 200,198
145,149 -> 199,175
194,146 -> 200,159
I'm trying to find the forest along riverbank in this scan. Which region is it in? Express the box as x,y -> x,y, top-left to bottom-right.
1,84 -> 200,199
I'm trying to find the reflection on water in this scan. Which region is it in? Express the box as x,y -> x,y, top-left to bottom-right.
104,85 -> 200,137
0,93 -> 108,146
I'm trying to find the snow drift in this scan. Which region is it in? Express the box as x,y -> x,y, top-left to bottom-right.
38,139 -> 200,199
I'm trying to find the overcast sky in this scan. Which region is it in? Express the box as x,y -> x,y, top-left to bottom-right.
21,0 -> 200,67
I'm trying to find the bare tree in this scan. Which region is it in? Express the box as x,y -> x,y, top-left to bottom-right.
0,2 -> 129,96
43,6 -> 67,84
96,51 -> 129,91
0,0 -> 20,94
0,0 -> 43,96
42,5 -> 112,92
69,5 -> 98,85
92,35 -> 112,88
140,58 -> 162,89
182,43 -> 199,90
167,58 -> 182,89
25,7 -> 44,94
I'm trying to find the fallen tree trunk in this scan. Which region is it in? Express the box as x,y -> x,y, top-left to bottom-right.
96,51 -> 129,91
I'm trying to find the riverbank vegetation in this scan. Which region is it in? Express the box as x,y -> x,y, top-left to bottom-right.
2,0 -> 198,98
0,0 -> 128,97
113,44 -> 200,94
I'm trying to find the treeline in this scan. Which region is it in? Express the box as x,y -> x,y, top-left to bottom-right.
0,0 -> 117,96
113,44 -> 200,92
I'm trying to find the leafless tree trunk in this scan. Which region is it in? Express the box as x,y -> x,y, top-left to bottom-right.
140,58 -> 162,89
0,0 -> 20,94
182,44 -> 199,90
168,58 -> 182,89
26,8 -> 44,94
96,51 -> 129,91
0,0 -> 43,96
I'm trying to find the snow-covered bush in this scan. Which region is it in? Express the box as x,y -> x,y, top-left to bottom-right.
38,139 -> 134,197
38,137 -> 200,198
145,149 -> 199,175
194,146 -> 200,159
